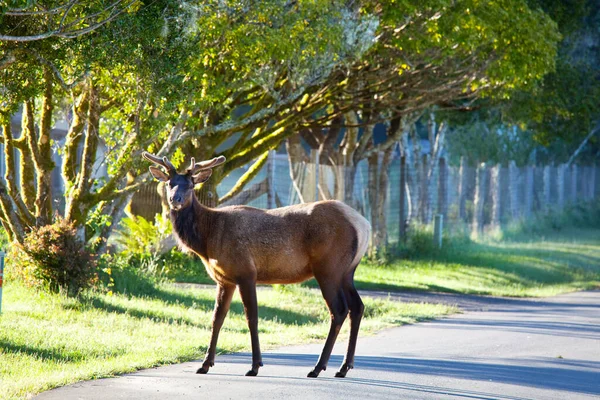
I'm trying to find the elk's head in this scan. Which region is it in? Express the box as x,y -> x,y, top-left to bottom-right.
143,152 -> 226,211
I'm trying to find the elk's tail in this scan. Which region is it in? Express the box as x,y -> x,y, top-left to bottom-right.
335,202 -> 371,268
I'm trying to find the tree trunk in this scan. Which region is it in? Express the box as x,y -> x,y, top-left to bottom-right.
407,131 -> 421,223
20,101 -> 37,210
399,155 -> 407,242
368,153 -> 380,252
35,67 -> 55,226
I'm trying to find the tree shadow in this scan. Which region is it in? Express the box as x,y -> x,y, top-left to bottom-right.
218,353 -> 600,396
0,340 -> 124,363
68,285 -> 321,328
433,240 -> 600,284
432,314 -> 600,340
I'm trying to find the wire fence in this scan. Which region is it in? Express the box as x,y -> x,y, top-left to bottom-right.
132,149 -> 600,248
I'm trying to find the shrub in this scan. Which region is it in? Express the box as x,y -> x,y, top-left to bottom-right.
8,218 -> 97,295
115,214 -> 171,256
112,215 -> 211,284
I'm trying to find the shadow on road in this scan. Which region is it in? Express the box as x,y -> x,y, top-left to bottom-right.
433,318 -> 600,340
217,352 -> 600,396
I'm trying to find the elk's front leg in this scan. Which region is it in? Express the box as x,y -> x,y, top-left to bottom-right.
197,283 -> 235,374
238,279 -> 263,376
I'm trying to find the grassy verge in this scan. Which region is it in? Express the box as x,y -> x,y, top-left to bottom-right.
353,227 -> 600,297
0,281 -> 455,400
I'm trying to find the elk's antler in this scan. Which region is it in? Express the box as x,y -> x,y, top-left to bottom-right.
187,155 -> 226,175
142,152 -> 176,173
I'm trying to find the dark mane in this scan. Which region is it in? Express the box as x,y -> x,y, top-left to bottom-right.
170,197 -> 209,258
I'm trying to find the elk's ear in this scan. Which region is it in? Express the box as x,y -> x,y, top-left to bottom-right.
192,169 -> 213,184
149,166 -> 169,182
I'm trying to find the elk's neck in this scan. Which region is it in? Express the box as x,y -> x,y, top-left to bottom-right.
170,197 -> 214,259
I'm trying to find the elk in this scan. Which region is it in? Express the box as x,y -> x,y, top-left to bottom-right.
143,152 -> 370,378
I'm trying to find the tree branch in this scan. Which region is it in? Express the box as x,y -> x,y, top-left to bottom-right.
219,150 -> 269,204
566,123 -> 599,167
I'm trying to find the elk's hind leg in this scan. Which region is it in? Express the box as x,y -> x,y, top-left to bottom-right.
336,269 -> 364,378
197,283 -> 236,374
308,278 -> 348,378
238,279 -> 263,376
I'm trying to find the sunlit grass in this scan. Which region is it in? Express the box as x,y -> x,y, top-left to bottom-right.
0,282 -> 454,400
353,228 -> 600,297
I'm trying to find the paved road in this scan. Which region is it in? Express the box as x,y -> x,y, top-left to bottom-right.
36,290 -> 600,400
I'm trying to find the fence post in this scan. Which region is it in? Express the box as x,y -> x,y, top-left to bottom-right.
524,166 -> 534,219
472,163 -> 487,238
419,154 -> 428,223
571,164 -> 578,202
591,164 -> 597,200
399,155 -> 407,242
266,150 -> 276,209
433,214 -> 443,249
490,164 -> 501,228
556,164 -> 565,208
0,251 -> 4,314
508,160 -> 520,220
310,149 -> 320,202
543,165 -> 551,208
584,166 -> 591,200
437,157 -> 447,218
458,156 -> 467,221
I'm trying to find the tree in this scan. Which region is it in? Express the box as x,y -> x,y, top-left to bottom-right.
0,1 -> 370,249
0,0 -> 197,248
0,0 -> 562,255
284,0 -> 560,245
0,1 -> 141,42
500,0 -> 600,163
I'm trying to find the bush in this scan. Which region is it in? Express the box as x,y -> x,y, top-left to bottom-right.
8,219 -> 97,296
115,214 -> 170,256
112,215 -> 211,284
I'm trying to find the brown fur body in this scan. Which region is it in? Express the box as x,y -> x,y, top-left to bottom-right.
172,200 -> 365,287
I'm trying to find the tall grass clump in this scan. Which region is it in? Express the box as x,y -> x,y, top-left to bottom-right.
112,215 -> 211,287
503,201 -> 600,240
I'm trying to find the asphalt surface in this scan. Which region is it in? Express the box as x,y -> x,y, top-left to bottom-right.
36,290 -> 600,400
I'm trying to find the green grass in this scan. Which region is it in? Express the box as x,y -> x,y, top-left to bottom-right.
0,281 -> 454,400
353,228 -> 600,297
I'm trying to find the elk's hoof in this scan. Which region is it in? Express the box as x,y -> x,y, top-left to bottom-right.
335,362 -> 353,378
245,361 -> 262,377
196,360 -> 213,374
307,366 -> 325,378
307,370 -> 319,378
